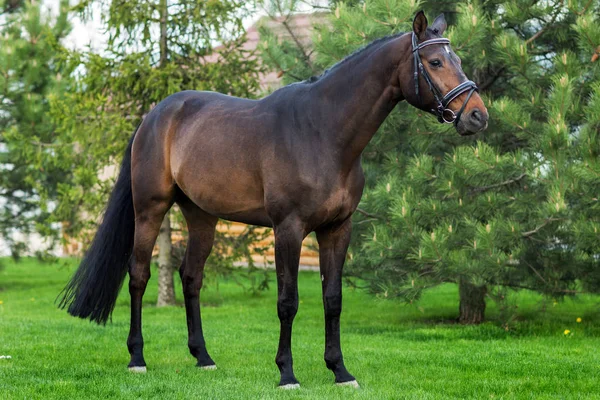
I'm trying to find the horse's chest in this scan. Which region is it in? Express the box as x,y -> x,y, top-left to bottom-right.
305,172 -> 364,227
263,158 -> 365,228
315,188 -> 354,220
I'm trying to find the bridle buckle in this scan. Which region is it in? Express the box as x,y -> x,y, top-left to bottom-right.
440,108 -> 456,124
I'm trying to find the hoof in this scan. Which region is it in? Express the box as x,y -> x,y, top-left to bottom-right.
200,364 -> 217,370
128,366 -> 147,373
336,380 -> 360,389
279,383 -> 300,390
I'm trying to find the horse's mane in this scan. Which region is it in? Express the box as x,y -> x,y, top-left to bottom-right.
302,31 -> 406,84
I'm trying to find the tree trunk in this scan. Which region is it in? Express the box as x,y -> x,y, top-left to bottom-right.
154,0 -> 174,308
159,0 -> 168,67
156,213 -> 176,307
458,280 -> 487,324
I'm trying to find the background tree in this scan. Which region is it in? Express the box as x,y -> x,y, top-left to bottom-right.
260,0 -> 600,323
11,0 -> 268,305
0,0 -> 72,257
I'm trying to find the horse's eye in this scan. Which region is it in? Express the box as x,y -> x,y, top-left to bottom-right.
429,59 -> 442,68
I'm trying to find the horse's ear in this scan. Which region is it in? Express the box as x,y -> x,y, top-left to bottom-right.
412,10 -> 428,41
431,14 -> 447,36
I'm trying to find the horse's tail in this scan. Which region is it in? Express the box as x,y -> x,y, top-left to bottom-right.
58,129 -> 138,325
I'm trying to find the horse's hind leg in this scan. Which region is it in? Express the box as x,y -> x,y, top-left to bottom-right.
177,195 -> 218,368
127,173 -> 175,372
127,197 -> 173,372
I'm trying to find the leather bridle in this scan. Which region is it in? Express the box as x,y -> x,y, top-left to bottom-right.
412,32 -> 478,125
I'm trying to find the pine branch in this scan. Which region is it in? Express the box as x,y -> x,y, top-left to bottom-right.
569,0 -> 594,15
299,1 -> 330,10
522,218 -> 564,237
479,67 -> 506,91
524,260 -> 548,284
273,2 -> 315,72
355,207 -> 383,220
525,0 -> 563,45
502,283 -> 586,294
469,173 -> 527,195
356,218 -> 379,225
261,45 -> 304,81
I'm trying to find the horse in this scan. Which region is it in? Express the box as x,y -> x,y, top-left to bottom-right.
59,11 -> 488,388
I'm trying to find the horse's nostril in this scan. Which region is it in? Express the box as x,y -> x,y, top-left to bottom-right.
471,109 -> 482,122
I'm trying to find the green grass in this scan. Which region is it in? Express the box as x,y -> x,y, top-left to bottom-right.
0,258 -> 599,399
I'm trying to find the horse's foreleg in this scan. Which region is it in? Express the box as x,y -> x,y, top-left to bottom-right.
178,201 -> 218,369
127,200 -> 171,372
273,217 -> 304,388
316,218 -> 357,387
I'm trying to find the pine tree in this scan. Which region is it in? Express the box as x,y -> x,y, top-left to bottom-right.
260,0 -> 600,323
570,16 -> 600,293
0,0 -> 72,256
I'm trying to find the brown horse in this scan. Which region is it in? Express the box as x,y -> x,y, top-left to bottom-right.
59,11 -> 488,388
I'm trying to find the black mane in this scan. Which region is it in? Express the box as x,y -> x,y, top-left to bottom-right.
303,31 -> 406,84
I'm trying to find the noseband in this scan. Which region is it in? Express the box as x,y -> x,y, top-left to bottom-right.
412,33 -> 478,125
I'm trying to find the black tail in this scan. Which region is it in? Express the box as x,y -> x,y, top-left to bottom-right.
58,131 -> 137,324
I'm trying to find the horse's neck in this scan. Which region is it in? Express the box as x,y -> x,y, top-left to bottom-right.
308,34 -> 408,164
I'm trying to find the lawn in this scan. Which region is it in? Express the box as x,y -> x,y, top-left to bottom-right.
0,258 -> 599,399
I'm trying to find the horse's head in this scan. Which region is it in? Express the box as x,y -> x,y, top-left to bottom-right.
400,11 -> 488,135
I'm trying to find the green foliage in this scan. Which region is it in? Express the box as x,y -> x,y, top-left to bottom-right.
259,0 -> 600,318
47,0 -> 261,229
0,1 -> 73,254
4,0 -> 267,286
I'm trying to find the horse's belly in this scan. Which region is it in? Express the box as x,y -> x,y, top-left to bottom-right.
174,166 -> 270,227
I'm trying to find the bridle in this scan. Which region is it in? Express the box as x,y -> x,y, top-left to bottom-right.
412,32 -> 478,125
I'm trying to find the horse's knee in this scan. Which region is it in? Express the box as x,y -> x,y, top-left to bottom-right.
324,293 -> 342,318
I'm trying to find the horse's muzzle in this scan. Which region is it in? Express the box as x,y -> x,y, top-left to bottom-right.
458,108 -> 489,135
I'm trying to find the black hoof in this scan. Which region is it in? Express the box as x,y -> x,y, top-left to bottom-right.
127,359 -> 146,368
335,373 -> 356,384
332,366 -> 355,385
193,351 -> 215,368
